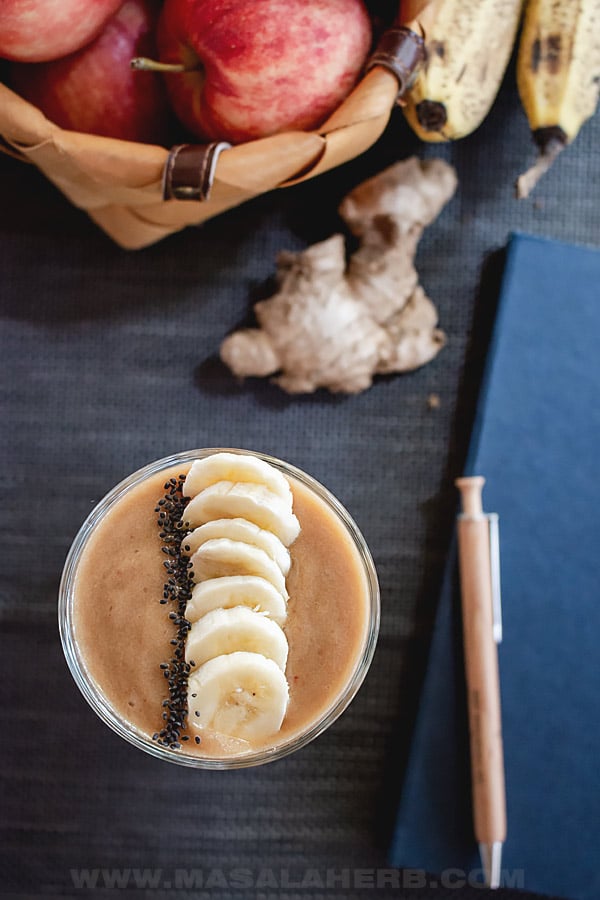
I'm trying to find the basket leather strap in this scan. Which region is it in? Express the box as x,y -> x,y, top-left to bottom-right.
367,26 -> 426,100
162,141 -> 231,201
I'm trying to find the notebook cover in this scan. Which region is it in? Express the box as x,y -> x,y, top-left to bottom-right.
389,233 -> 600,900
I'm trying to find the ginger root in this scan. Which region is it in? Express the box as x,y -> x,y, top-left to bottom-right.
220,157 -> 457,394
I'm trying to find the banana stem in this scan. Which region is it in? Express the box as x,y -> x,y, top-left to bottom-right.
130,57 -> 193,73
516,138 -> 565,199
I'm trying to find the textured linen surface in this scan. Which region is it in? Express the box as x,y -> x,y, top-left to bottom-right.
1,65 -> 598,900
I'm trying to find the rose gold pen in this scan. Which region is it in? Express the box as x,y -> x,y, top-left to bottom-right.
455,476 -> 506,889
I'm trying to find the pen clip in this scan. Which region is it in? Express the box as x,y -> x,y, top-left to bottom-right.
487,513 -> 502,643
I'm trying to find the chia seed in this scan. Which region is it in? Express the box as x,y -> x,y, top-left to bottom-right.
152,473 -> 195,752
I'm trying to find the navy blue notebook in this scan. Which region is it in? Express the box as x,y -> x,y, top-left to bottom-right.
390,234 -> 600,899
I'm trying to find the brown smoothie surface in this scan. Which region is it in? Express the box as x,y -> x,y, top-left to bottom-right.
73,463 -> 371,758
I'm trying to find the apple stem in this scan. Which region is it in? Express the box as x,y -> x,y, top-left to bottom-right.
130,56 -> 190,73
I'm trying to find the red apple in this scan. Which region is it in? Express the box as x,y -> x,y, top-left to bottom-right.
10,0 -> 173,145
0,0 -> 124,63
155,0 -> 372,144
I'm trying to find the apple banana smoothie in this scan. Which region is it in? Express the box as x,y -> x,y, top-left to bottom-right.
59,450 -> 379,768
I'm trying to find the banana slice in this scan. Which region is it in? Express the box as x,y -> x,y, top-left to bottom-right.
182,518 -> 291,575
184,481 -> 300,547
185,576 -> 287,626
187,651 -> 289,742
183,453 -> 292,503
186,606 -> 289,671
189,539 -> 288,598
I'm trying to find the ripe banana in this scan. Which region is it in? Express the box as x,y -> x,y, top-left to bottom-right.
187,651 -> 290,742
183,452 -> 292,502
185,576 -> 288,627
182,517 -> 291,575
184,480 -> 300,546
189,538 -> 288,598
186,606 -> 289,672
402,0 -> 524,142
176,451 -> 299,743
516,0 -> 600,197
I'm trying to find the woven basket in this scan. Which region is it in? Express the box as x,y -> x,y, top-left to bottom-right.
0,27 -> 422,249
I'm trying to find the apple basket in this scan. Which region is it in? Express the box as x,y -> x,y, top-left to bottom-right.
0,28 -> 422,250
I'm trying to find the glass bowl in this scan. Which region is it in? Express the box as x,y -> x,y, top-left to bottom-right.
59,448 -> 380,769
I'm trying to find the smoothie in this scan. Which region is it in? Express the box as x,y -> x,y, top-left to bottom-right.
62,450 -> 379,766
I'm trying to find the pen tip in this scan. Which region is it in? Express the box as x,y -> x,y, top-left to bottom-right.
479,841 -> 503,889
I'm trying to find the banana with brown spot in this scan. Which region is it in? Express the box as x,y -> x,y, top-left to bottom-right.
516,0 -> 600,197
402,0 -> 524,142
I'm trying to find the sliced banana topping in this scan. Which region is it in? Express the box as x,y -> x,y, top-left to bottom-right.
186,606 -> 289,672
176,452 -> 299,747
187,651 -> 289,742
182,517 -> 291,575
183,453 -> 292,502
184,481 -> 300,546
185,576 -> 287,626
189,539 -> 288,598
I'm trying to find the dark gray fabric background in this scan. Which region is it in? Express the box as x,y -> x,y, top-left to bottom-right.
1,57 -> 598,900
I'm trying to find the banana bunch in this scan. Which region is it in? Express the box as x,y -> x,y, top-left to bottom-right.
400,0 -> 600,196
179,453 -> 300,743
